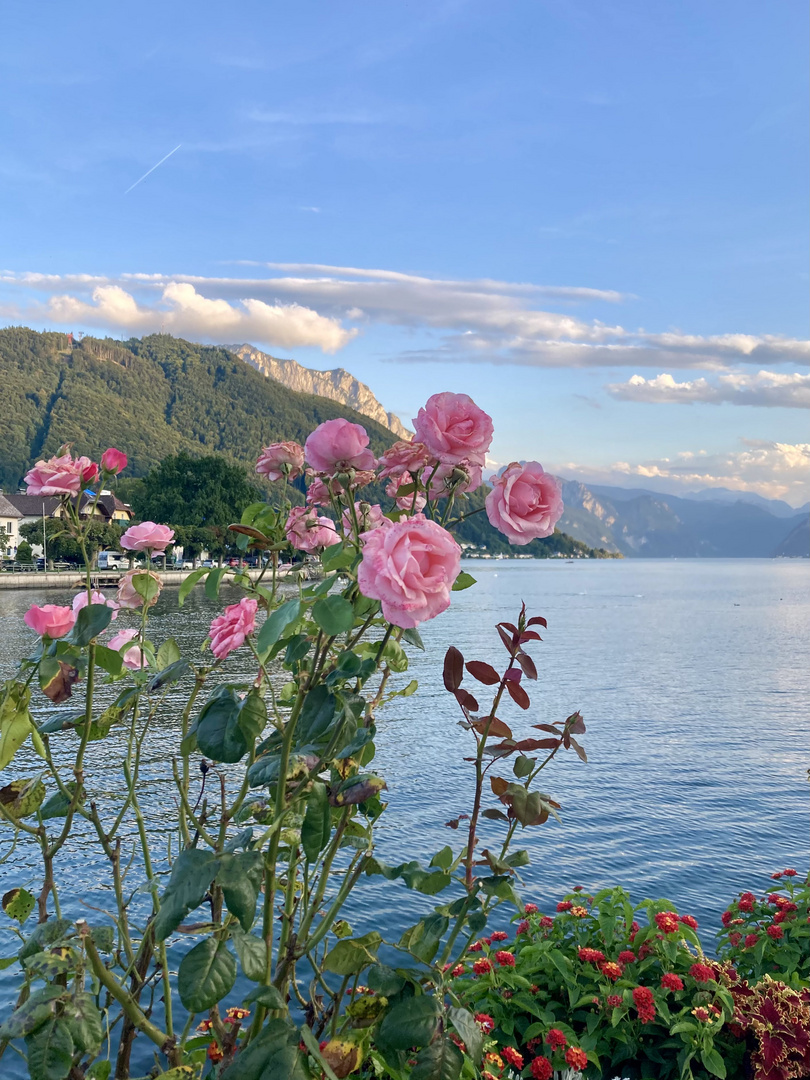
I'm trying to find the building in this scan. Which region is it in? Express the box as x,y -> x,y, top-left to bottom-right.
0,494 -> 23,557
4,490 -> 133,526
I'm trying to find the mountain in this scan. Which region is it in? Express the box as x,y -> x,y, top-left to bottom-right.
228,343 -> 411,439
0,327 -> 400,488
684,487 -> 809,519
557,480 -> 808,558
771,518 -> 809,558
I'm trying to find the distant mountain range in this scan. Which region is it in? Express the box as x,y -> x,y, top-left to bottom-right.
556,480 -> 808,558
228,343 -> 410,439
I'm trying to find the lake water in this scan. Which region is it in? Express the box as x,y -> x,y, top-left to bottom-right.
0,559 -> 807,1067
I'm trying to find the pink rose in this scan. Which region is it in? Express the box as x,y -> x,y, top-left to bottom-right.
386,473 -> 426,512
485,462 -> 564,545
413,392 -> 493,467
304,419 -> 376,474
341,502 -> 386,536
24,452 -> 99,497
116,569 -> 163,609
209,597 -> 258,660
421,458 -> 483,497
357,514 -> 461,628
285,507 -> 340,553
24,603 -> 76,639
305,475 -> 333,507
120,521 -> 175,552
107,628 -> 145,670
72,590 -> 119,620
378,440 -> 430,479
101,448 -> 128,475
256,441 -> 305,482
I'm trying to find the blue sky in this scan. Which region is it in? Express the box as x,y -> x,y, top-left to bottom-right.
1,1 -> 807,501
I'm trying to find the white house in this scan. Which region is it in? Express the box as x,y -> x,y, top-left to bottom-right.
0,494 -> 23,557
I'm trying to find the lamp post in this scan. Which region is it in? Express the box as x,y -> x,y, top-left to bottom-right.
42,502 -> 47,571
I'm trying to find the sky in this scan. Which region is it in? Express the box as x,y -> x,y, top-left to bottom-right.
1,1 -> 808,504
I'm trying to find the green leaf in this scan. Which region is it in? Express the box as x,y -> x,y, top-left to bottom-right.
401,626 -> 425,650
451,571 -> 476,592
63,992 -> 103,1056
236,691 -> 267,746
2,886 -> 35,924
153,848 -> 220,941
366,964 -> 405,997
410,1036 -> 464,1080
0,777 -> 46,819
231,929 -> 267,982
18,919 -> 74,960
146,658 -> 190,693
69,604 -> 113,647
447,1006 -> 483,1066
296,684 -> 338,745
0,681 -> 34,770
404,913 -> 448,963
323,931 -> 382,976
178,567 -> 209,606
25,1016 -> 74,1080
205,566 -> 229,601
701,1047 -> 727,1078
85,1062 -> 111,1080
217,851 -> 264,932
243,984 -> 286,1009
378,996 -> 440,1051
132,573 -> 162,605
312,595 -> 355,637
156,637 -> 182,669
321,542 -> 355,572
0,985 -> 64,1039
302,782 -> 332,862
220,1018 -> 306,1080
93,645 -> 123,676
429,846 -> 454,871
513,754 -> 534,778
257,599 -> 302,653
196,686 -> 250,764
178,936 -> 237,1013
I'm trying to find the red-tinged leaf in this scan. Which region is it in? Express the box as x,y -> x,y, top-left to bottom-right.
569,737 -> 588,762
516,652 -> 538,680
454,688 -> 479,713
487,741 -> 518,756
471,717 -> 512,739
566,710 -> 586,734
443,647 -> 464,692
519,630 -> 542,643
514,737 -> 559,751
527,616 -> 548,628
498,622 -> 519,635
465,661 -> 500,685
506,680 -> 530,710
490,776 -> 509,796
481,808 -> 510,822
228,524 -> 268,539
533,723 -> 561,734
496,625 -> 515,652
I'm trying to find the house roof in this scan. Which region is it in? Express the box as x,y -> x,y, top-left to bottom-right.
3,493 -> 58,517
0,494 -> 23,519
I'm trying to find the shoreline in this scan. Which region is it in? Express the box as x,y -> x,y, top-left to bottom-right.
0,564 -> 310,591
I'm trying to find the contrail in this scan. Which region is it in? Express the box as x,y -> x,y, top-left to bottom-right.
124,144 -> 182,194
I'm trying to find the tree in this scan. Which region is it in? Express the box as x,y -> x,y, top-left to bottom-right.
132,452 -> 262,528
0,531 -> 9,556
16,540 -> 33,564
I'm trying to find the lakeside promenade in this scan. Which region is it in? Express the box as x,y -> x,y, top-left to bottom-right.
0,565 -> 309,590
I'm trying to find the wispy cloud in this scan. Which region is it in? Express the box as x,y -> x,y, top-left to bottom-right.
2,264 -> 808,370
606,371 -> 810,408
554,440 -> 810,503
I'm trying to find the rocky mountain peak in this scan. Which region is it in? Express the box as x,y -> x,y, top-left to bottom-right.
227,344 -> 411,440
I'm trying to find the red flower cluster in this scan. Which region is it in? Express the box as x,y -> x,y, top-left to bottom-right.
654,911 -> 680,934
475,1013 -> 495,1032
490,930 -> 509,942
661,972 -> 684,992
617,950 -> 636,964
539,915 -> 554,929
721,909 -> 733,926
473,958 -> 493,975
632,985 -> 656,1023
530,1057 -> 553,1080
767,924 -> 785,940
607,994 -> 623,1008
468,940 -> 483,953
729,932 -> 742,946
689,962 -> 715,983
599,961 -> 623,981
502,1047 -> 524,1069
744,933 -> 759,948
679,914 -> 699,930
557,901 -> 573,912
565,1047 -> 589,1070
578,947 -> 606,964
545,1028 -> 567,1050
692,1006 -> 710,1022
524,903 -> 539,914
516,919 -> 530,935
738,891 -> 756,913
495,950 -> 516,967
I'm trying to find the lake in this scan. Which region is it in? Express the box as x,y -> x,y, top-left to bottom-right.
0,558 -> 807,1066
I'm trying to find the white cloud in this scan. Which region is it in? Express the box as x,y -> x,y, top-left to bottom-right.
2,265 -> 808,369
554,440 -> 810,503
606,370 -> 810,408
45,282 -> 355,353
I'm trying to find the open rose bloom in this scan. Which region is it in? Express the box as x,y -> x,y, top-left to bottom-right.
25,451 -> 100,497
24,604 -> 76,639
120,521 -> 175,552
485,461 -> 564,544
209,597 -> 258,660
